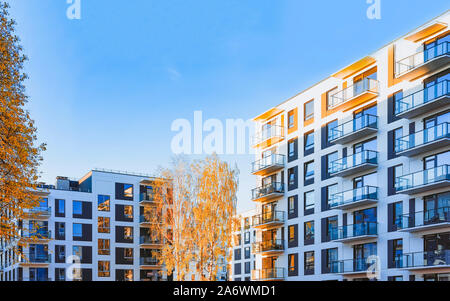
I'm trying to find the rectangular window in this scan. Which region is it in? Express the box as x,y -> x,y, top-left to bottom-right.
98,217 -> 110,233
244,247 -> 250,259
288,225 -> 296,244
304,191 -> 315,214
327,184 -> 339,207
393,164 -> 403,191
326,248 -> 338,273
56,222 -> 65,238
304,131 -> 314,154
98,261 -> 110,277
288,167 -> 297,188
304,99 -> 314,121
326,152 -> 338,178
124,205 -> 133,219
244,262 -> 251,274
288,110 -> 295,129
288,253 -> 298,276
73,201 -> 82,216
392,239 -> 403,268
73,224 -> 83,238
288,196 -> 296,216
326,120 -> 338,143
73,246 -> 83,261
123,184 -> 133,198
98,239 -> 110,255
304,160 -> 314,184
123,227 -> 133,240
234,248 -> 241,261
304,221 -> 314,245
393,127 -> 403,153
57,199 -> 65,215
98,195 -> 110,212
288,138 -> 298,161
304,251 -> 315,275
393,201 -> 403,230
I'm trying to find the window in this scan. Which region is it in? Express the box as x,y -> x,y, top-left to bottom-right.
98,217 -> 110,233
392,239 -> 403,268
304,131 -> 314,154
393,202 -> 403,230
393,165 -> 403,191
326,120 -> 338,143
56,222 -> 65,238
326,216 -> 339,241
234,263 -> 241,275
326,248 -> 338,273
288,196 -> 296,216
304,251 -> 315,275
57,199 -> 65,215
123,227 -> 133,240
304,100 -> 314,121
304,221 -> 314,245
73,201 -> 82,215
98,239 -> 110,255
244,218 -> 250,230
288,138 -> 298,161
98,195 -> 110,211
235,234 -> 241,246
304,191 -> 314,214
288,167 -> 297,189
98,261 -> 110,277
234,249 -> 241,261
288,109 -> 295,129
304,161 -> 314,184
244,262 -> 251,274
116,183 -> 134,200
288,253 -> 298,276
73,246 -> 83,261
244,232 -> 250,244
124,205 -> 133,219
244,247 -> 250,259
56,245 -> 65,262
73,224 -> 82,238
124,184 -> 133,198
288,225 -> 296,245
326,151 -> 338,179
326,184 -> 339,208
123,248 -> 133,260
393,127 -> 403,153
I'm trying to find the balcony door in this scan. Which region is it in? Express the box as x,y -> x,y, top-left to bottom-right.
423,151 -> 449,185
353,243 -> 377,271
424,110 -> 450,143
424,192 -> 450,225
424,232 -> 450,266
424,70 -> 449,103
424,33 -> 449,62
353,208 -> 377,237
353,104 -> 377,132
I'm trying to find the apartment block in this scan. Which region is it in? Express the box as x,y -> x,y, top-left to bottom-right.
250,11 -> 450,281
0,169 -> 165,281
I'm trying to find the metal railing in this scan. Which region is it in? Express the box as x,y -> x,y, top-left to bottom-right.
251,154 -> 285,173
395,80 -> 449,116
251,268 -> 285,280
139,236 -> 161,245
140,193 -> 155,202
252,125 -> 285,147
396,122 -> 450,153
251,182 -> 284,200
329,186 -> 379,208
28,207 -> 52,215
140,257 -> 159,266
19,253 -> 52,264
252,211 -> 285,227
395,206 -> 450,230
328,78 -> 379,109
329,150 -> 378,175
20,230 -> 51,240
252,239 -> 284,253
395,165 -> 450,193
395,250 -> 450,269
329,222 -> 378,241
328,114 -> 378,142
330,258 -> 373,274
396,41 -> 449,77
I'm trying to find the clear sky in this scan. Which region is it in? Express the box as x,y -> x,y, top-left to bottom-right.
8,0 -> 450,212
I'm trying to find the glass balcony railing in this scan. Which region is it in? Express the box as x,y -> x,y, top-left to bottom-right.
20,230 -> 51,240
251,182 -> 284,201
395,80 -> 449,116
329,186 -> 379,209
140,215 -> 151,223
396,122 -> 450,154
329,150 -> 378,175
330,258 -> 372,274
140,193 -> 155,203
251,268 -> 285,281
20,253 -> 51,264
395,165 -> 450,193
329,222 -> 378,241
328,78 -> 379,109
252,125 -> 285,147
396,42 -> 449,77
140,257 -> 159,266
252,211 -> 285,227
395,250 -> 450,269
328,114 -> 378,143
395,206 -> 450,230
139,236 -> 161,245
252,239 -> 284,254
28,207 -> 51,215
251,154 -> 285,174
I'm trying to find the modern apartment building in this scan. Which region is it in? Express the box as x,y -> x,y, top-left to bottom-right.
230,209 -> 257,281
0,169 -> 165,281
250,11 -> 450,281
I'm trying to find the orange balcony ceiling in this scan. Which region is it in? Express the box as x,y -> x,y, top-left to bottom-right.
253,107 -> 284,122
332,56 -> 376,80
405,22 -> 448,43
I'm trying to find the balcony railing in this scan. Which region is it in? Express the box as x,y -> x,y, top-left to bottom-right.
395,80 -> 449,118
20,253 -> 51,264
140,257 -> 159,266
140,236 -> 161,245
140,193 -> 155,203
330,258 -> 372,274
328,114 -> 378,144
251,154 -> 285,175
396,122 -> 450,156
396,41 -> 449,78
329,150 -> 378,176
395,250 -> 450,269
251,268 -> 285,281
252,211 -> 285,228
328,78 -> 379,109
20,230 -> 51,240
329,222 -> 378,242
252,239 -> 284,254
395,206 -> 450,232
395,165 -> 450,194
252,125 -> 285,148
251,182 -> 284,202
329,186 -> 379,210
28,207 -> 51,215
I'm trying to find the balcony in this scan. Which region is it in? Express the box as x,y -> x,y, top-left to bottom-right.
329,150 -> 378,177
395,41 -> 450,81
395,165 -> 450,195
395,250 -> 450,273
328,114 -> 378,145
140,257 -> 161,269
140,236 -> 162,248
19,253 -> 51,267
140,193 -> 156,205
251,182 -> 284,203
251,154 -> 285,176
252,125 -> 285,149
330,258 -> 372,275
328,78 -> 379,110
252,239 -> 284,256
139,215 -> 153,227
19,230 -> 51,243
251,268 -> 285,281
252,211 -> 285,230
330,222 -> 378,244
329,186 -> 379,210
396,122 -> 450,157
395,80 -> 450,119
396,207 -> 450,233
25,207 -> 51,219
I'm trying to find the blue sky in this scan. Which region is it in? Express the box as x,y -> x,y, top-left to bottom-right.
9,0 -> 450,212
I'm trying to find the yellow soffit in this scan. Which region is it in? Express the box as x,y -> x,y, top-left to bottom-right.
253,107 -> 284,122
405,22 -> 448,43
332,56 -> 376,80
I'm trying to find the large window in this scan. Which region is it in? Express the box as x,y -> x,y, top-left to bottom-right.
304,221 -> 314,245
304,131 -> 314,154
304,100 -> 314,121
98,261 -> 110,277
244,247 -> 250,259
73,224 -> 82,238
326,184 -> 339,208
392,239 -> 403,268
326,248 -> 338,273
234,248 -> 241,261
98,239 -> 110,255
57,199 -> 65,215
326,120 -> 338,143
98,217 -> 110,233
304,191 -> 314,214
288,225 -> 296,244
98,195 -> 110,211
73,201 -> 82,215
304,251 -> 315,275
304,161 -> 314,184
393,202 -> 403,230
